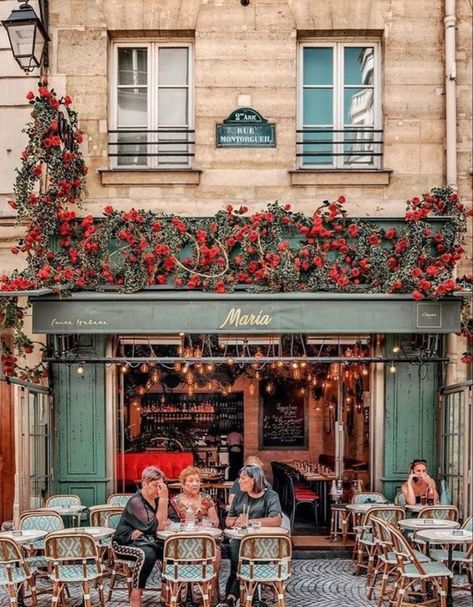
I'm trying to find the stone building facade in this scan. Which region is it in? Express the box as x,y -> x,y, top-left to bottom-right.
0,0 -> 472,520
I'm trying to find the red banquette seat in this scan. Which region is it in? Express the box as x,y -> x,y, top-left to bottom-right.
116,452 -> 194,484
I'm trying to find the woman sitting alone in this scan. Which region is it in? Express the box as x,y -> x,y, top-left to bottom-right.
112,466 -> 169,607
401,459 -> 439,506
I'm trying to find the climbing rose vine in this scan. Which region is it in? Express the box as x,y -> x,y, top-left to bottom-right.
0,85 -> 472,380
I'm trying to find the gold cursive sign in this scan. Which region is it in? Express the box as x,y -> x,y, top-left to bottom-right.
219,307 -> 272,329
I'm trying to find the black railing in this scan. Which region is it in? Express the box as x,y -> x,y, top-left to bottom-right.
296,127 -> 383,167
108,128 -> 195,167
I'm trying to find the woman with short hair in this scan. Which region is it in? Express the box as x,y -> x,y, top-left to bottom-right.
170,465 -> 219,527
112,466 -> 169,607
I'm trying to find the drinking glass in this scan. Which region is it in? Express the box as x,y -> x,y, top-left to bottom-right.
420,494 -> 427,505
240,512 -> 249,529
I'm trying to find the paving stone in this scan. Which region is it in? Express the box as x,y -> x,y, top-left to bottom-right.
1,558 -> 470,606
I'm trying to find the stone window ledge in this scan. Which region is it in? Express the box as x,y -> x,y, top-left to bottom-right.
289,169 -> 392,187
98,169 -> 202,186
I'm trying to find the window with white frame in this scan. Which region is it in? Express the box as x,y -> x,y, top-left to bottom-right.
110,42 -> 193,168
298,42 -> 381,169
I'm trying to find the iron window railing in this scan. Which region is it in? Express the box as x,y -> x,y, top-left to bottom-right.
108,128 -> 195,168
296,126 -> 383,169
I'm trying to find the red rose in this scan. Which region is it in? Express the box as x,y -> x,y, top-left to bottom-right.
284,204 -> 292,210
226,204 -> 233,212
33,165 -> 42,176
215,281 -> 225,293
76,133 -> 83,143
338,196 -> 346,204
26,91 -> 35,100
64,95 -> 72,105
104,205 -> 114,215
412,290 -> 424,301
368,234 -> 381,246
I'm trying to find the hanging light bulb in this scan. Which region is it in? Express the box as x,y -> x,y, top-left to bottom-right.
271,362 -> 276,369
291,362 -> 299,369
276,360 -> 284,368
182,363 -> 189,374
265,380 -> 275,395
392,344 -> 400,353
255,348 -> 263,358
362,366 -> 369,376
137,386 -> 146,396
307,373 -> 312,381
299,387 -> 306,395
139,363 -> 149,373
130,397 -> 140,407
178,345 -> 184,356
193,347 -> 202,358
315,405 -> 321,412
255,370 -> 261,380
186,371 -> 194,384
206,363 -> 214,372
146,380 -> 152,390
76,363 -> 85,375
120,363 -> 129,374
300,360 -> 307,368
389,363 -> 397,373
312,377 -> 317,386
249,382 -> 256,396
293,367 -> 301,380
150,370 -> 159,383
227,357 -> 234,365
198,366 -> 205,375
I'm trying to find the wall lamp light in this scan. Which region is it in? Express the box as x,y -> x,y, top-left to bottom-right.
2,0 -> 49,73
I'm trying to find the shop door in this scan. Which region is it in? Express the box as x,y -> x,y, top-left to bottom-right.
439,381 -> 472,518
15,384 -> 52,511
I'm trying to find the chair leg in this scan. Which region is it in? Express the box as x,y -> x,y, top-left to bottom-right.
6,583 -> 17,607
97,576 -> 105,607
29,575 -> 38,607
82,580 -> 91,607
275,581 -> 286,607
244,581 -> 255,607
201,581 -> 210,607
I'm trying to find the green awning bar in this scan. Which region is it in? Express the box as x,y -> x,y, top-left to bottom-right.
31,292 -> 462,334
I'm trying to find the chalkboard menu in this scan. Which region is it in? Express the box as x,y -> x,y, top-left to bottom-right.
259,379 -> 307,449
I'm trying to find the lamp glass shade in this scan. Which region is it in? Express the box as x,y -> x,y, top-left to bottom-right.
2,3 -> 49,73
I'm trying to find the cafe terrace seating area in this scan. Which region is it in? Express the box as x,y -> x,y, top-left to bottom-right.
1,460 -> 472,607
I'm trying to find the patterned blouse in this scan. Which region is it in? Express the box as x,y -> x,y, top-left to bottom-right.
171,492 -> 216,523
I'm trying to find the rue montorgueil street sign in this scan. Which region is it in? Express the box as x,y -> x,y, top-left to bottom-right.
216,108 -> 276,148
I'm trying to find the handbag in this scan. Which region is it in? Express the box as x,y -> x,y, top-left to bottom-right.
133,533 -> 158,549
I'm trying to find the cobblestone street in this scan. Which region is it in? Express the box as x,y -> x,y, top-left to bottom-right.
1,557 -> 471,607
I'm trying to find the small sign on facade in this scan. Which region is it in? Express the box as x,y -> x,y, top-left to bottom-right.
216,108 -> 276,148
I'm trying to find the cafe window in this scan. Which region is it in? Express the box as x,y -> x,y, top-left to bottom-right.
109,42 -> 194,168
298,42 -> 382,169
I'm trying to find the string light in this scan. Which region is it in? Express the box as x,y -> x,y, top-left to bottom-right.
120,363 -> 129,374
392,344 -> 400,353
150,370 -> 160,383
76,363 -> 84,375
139,363 -> 149,373
361,366 -> 369,376
389,363 -> 397,373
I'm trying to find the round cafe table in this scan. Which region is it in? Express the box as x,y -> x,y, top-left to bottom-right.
415,528 -> 473,607
224,526 -> 289,540
156,526 -> 222,540
0,529 -> 47,545
52,525 -> 115,545
398,518 -> 459,531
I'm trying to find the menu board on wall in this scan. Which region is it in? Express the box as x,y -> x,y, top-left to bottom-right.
259,379 -> 307,449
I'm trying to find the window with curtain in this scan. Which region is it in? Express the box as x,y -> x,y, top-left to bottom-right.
110,43 -> 193,168
298,42 -> 381,169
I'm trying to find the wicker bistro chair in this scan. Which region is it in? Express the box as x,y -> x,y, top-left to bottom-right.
354,506 -> 405,581
412,506 -> 460,553
106,512 -> 135,600
90,507 -> 123,528
107,494 -> 134,507
237,534 -> 292,607
388,521 -> 452,607
44,531 -> 105,607
0,537 -> 38,607
161,533 -> 217,607
19,510 -> 64,571
46,494 -> 83,527
367,516 -> 431,606
394,492 -> 407,507
352,492 -> 386,505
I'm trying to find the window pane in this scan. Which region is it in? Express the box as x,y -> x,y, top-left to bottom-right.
118,48 -> 147,85
303,88 -> 333,125
344,130 -> 375,167
158,89 -> 188,125
302,129 -> 333,166
117,88 -> 147,126
303,47 -> 333,85
158,131 -> 190,166
344,47 -> 374,85
159,47 -> 189,85
344,87 -> 374,126
116,132 -> 148,166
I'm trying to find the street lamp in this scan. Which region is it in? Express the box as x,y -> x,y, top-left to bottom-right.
2,0 -> 49,73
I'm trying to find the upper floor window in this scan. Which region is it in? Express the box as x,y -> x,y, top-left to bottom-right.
109,42 -> 194,169
298,42 -> 381,170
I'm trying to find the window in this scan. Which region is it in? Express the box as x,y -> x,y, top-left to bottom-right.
110,42 -> 194,168
298,42 -> 381,169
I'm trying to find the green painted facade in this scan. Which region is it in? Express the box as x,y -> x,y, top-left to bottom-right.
382,335 -> 439,501
51,336 -> 109,507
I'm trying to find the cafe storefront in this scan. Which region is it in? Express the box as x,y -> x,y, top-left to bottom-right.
29,290 -> 461,520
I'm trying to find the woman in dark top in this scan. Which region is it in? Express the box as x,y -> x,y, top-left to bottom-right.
113,466 -> 169,607
219,465 -> 282,607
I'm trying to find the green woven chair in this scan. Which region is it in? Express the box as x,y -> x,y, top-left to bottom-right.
19,510 -> 64,571
44,531 -> 105,607
107,493 -> 134,507
46,494 -> 83,527
388,521 -> 452,607
0,537 -> 38,607
368,516 -> 430,606
162,533 -> 217,607
237,534 -> 292,607
354,505 -> 404,581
